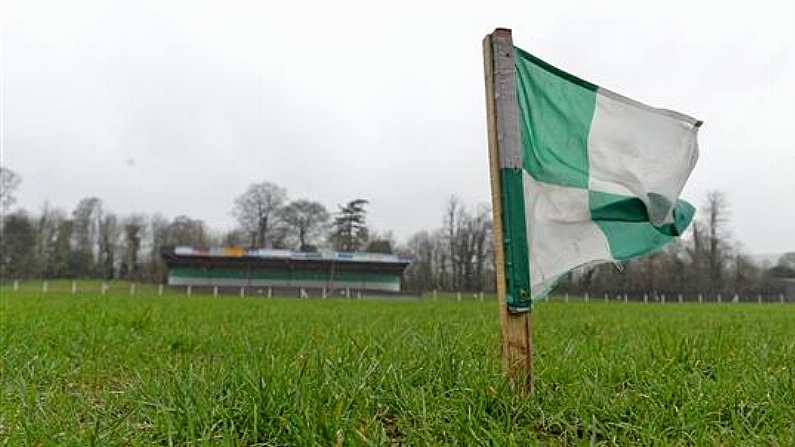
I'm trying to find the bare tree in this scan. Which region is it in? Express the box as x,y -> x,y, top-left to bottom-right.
232,181 -> 287,248
0,166 -> 21,213
167,215 -> 207,246
443,196 -> 460,289
33,206 -> 71,278
402,230 -> 435,292
704,190 -> 730,292
146,214 -> 170,282
121,215 -> 145,279
432,228 -> 450,290
98,213 -> 120,279
280,199 -> 329,251
731,248 -> 762,296
399,200 -> 494,293
470,204 -> 492,291
688,220 -> 707,291
72,197 -> 103,276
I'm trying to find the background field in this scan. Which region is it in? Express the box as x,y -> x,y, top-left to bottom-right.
2,283 -> 795,445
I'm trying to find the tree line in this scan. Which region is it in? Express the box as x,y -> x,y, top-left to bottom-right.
1,166 -> 793,295
0,168 -> 383,283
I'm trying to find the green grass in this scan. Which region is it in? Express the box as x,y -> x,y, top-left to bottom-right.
2,283 -> 795,445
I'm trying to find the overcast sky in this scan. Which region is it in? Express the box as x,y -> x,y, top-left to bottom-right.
2,0 -> 793,254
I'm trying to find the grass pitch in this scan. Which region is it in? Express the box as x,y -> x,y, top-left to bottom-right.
2,283 -> 795,445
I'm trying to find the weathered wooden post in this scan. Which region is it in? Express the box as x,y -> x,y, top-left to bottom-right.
585,292 -> 589,303
130,283 -> 136,296
42,281 -> 48,294
240,287 -> 245,298
72,281 -> 77,294
484,28 -> 532,392
158,284 -> 164,296
698,293 -> 703,304
457,292 -> 462,302
268,287 -> 273,299
101,282 -> 107,295
187,285 -> 192,297
213,286 -> 218,297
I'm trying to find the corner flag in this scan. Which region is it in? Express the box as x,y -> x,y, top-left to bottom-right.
493,35 -> 701,311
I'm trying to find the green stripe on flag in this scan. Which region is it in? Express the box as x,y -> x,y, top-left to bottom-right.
589,190 -> 695,260
500,167 -> 531,308
514,47 -> 596,189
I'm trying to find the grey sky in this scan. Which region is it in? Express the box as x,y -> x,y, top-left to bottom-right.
2,0 -> 794,254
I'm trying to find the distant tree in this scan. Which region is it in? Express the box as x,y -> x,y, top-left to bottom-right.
704,191 -> 731,292
221,229 -> 247,247
365,240 -> 392,254
0,166 -> 21,212
778,253 -> 795,271
31,205 -> 70,278
770,252 -> 795,278
71,197 -> 103,276
402,231 -> 435,292
146,214 -> 170,282
232,181 -> 287,248
439,198 -> 493,291
329,199 -> 369,252
167,215 -> 206,246
727,244 -> 761,296
687,220 -> 707,291
469,204 -> 493,292
280,199 -> 330,251
365,234 -> 394,254
1,211 -> 36,279
443,196 -> 461,289
98,213 -> 120,279
399,201 -> 494,294
120,215 -> 145,279
52,217 -> 74,278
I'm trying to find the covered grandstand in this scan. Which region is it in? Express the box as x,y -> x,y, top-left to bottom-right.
161,246 -> 412,295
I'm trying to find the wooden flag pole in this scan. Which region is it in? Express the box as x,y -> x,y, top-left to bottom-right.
483,28 -> 533,392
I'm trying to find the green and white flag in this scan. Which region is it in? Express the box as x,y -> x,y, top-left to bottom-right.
505,47 -> 701,302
